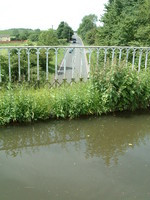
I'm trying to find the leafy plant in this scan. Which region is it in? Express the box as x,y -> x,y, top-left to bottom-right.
1,64 -> 150,126
92,63 -> 150,112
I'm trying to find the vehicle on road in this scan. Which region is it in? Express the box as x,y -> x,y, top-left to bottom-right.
72,38 -> 76,43
71,38 -> 77,43
69,48 -> 74,53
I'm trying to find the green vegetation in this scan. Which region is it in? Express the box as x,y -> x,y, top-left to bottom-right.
38,29 -> 59,46
0,24 -> 72,83
96,0 -> 150,46
0,21 -> 73,44
0,47 -> 65,83
1,64 -> 150,126
92,64 -> 150,112
57,21 -> 74,42
0,28 -> 41,42
78,0 -> 150,46
0,41 -> 28,46
1,2 -> 150,126
77,14 -> 98,44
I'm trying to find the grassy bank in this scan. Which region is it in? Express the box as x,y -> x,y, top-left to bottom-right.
0,64 -> 150,126
0,82 -> 98,125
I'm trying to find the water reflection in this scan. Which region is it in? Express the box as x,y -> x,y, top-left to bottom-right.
0,111 -> 150,166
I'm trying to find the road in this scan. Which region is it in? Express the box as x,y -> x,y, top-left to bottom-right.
57,34 -> 89,83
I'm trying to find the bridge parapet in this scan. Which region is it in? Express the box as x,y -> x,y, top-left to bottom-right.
0,46 -> 150,85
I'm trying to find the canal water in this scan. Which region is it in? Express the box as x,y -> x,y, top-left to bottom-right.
0,111 -> 150,200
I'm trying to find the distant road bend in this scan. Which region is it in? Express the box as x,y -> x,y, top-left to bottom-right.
57,34 -> 89,83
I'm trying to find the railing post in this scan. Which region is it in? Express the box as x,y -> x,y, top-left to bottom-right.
45,48 -> 49,81
96,48 -> 100,68
8,49 -> 11,82
145,49 -> 149,70
79,48 -> 83,80
63,49 -> 67,80
132,48 -> 136,70
80,58 -> 83,79
88,48 -> 92,78
111,47 -> 115,65
55,48 -> 58,80
36,48 -> 40,81
126,48 -> 130,67
17,48 -> 21,82
104,48 -> 107,68
71,49 -> 75,81
118,48 -> 122,66
88,48 -> 92,66
138,48 -> 143,72
26,48 -> 30,82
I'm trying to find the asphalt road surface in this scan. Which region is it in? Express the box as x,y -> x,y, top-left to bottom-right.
57,34 -> 89,83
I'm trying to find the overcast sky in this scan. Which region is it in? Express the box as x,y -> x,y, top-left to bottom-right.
0,0 -> 108,30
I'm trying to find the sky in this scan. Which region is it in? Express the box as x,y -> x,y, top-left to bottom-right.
0,0 -> 108,31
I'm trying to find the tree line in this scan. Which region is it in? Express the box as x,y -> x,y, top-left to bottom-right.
0,21 -> 74,45
78,0 -> 150,46
0,22 -> 74,83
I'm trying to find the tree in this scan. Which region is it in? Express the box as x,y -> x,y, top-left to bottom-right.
19,30 -> 29,40
96,0 -> 150,46
57,21 -> 74,41
57,21 -> 65,39
85,28 -> 97,45
77,14 -> 98,41
29,29 -> 41,42
12,29 -> 20,40
38,29 -> 58,45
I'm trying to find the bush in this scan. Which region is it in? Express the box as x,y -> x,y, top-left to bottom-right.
1,65 -> 150,126
0,85 -> 53,125
91,64 -> 150,112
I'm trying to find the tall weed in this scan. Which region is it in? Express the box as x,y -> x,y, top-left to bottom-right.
91,64 -> 150,112
1,65 -> 150,126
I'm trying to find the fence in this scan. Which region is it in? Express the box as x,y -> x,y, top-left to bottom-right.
0,46 -> 150,85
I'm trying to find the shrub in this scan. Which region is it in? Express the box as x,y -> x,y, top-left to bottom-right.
91,64 -> 150,112
1,64 -> 150,126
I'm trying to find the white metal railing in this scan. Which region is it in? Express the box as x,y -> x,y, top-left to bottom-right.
0,46 -> 150,84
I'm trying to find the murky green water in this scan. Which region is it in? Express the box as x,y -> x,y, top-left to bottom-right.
0,112 -> 150,200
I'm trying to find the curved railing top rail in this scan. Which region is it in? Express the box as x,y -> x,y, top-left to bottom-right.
0,45 -> 150,50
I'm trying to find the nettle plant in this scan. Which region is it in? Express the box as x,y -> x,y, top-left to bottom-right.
91,63 -> 150,112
